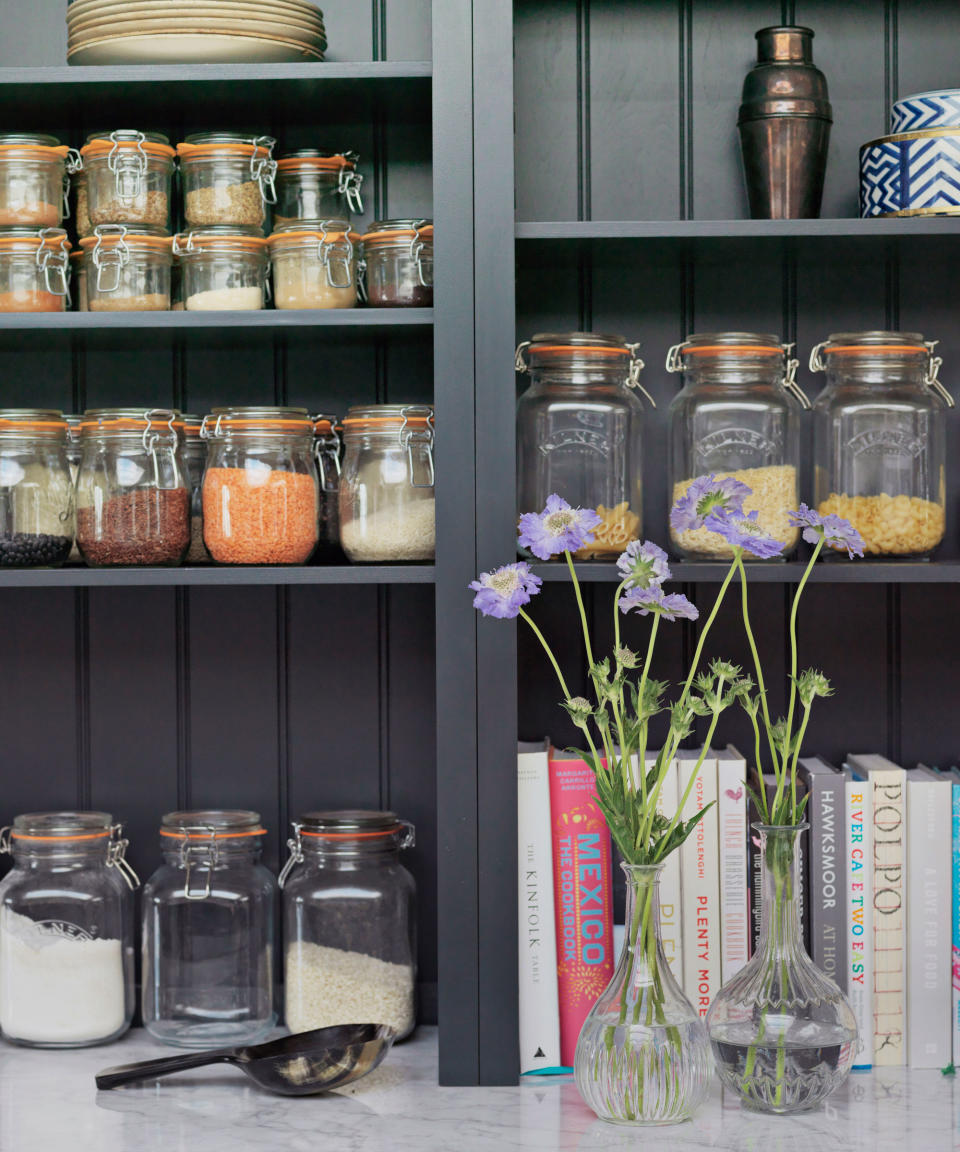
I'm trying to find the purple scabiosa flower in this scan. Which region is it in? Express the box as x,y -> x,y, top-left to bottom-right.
703,508 -> 785,560
616,539 -> 671,589
787,504 -> 864,559
517,494 -> 602,560
670,473 -> 752,534
469,562 -> 542,619
618,585 -> 699,622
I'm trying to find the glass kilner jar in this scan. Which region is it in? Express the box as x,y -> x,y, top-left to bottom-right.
810,332 -> 953,558
0,812 -> 138,1048
280,811 -> 417,1040
666,333 -> 811,560
0,409 -> 75,567
141,810 -> 277,1049
516,333 -> 652,559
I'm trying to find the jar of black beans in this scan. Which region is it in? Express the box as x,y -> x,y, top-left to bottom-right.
0,410 -> 75,568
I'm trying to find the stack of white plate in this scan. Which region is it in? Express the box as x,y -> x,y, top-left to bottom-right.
66,0 -> 326,66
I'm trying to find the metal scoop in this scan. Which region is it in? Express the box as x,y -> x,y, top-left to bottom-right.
96,1023 -> 395,1096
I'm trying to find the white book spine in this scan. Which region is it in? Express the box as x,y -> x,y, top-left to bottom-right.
845,772 -> 873,1068
716,749 -> 749,983
654,756 -> 683,980
906,772 -> 952,1069
678,751 -> 720,1018
517,746 -> 561,1073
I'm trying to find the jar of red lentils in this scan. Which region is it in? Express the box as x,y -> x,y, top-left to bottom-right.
0,228 -> 70,313
201,407 -> 319,566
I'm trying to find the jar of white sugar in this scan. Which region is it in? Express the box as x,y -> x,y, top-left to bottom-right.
0,811 -> 139,1047
280,810 -> 417,1041
339,404 -> 435,563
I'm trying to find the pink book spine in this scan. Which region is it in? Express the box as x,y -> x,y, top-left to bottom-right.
549,753 -> 615,1067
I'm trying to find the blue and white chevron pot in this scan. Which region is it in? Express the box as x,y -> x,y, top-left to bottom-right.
892,90 -> 960,134
860,128 -> 960,217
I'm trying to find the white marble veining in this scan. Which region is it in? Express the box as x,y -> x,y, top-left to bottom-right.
0,1027 -> 955,1150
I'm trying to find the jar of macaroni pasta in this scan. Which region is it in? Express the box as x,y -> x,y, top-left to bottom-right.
810,332 -> 953,557
516,333 -> 650,558
339,404 -> 435,563
0,228 -> 70,313
80,225 -> 172,311
268,220 -> 360,309
666,333 -> 810,560
173,228 -> 268,311
280,810 -> 416,1041
0,134 -> 69,229
177,133 -> 277,230
361,219 -> 433,307
0,410 -> 75,567
274,150 -> 363,225
78,131 -> 175,233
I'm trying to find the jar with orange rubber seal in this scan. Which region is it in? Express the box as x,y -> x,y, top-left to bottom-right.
0,134 -> 69,228
361,218 -> 433,307
268,219 -> 360,309
0,409 -> 75,568
177,132 -> 277,230
274,149 -> 363,226
0,227 -> 70,313
173,227 -> 268,311
78,130 -> 175,232
80,224 -> 172,311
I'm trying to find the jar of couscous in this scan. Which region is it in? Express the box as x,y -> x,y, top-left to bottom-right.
666,333 -> 810,560
177,133 -> 277,230
268,220 -> 360,309
810,332 -> 953,557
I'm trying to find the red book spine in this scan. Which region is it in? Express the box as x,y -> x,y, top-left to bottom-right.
549,753 -> 615,1067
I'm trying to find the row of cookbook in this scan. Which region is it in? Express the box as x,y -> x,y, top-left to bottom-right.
518,744 -> 955,1073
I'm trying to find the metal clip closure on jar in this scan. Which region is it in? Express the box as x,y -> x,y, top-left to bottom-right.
341,404 -> 436,488
809,331 -> 956,408
0,812 -> 140,890
78,131 -> 175,230
268,219 -> 361,308
313,412 -> 341,488
666,332 -> 811,409
178,133 -> 278,210
159,810 -> 267,901
516,333 -> 655,406
81,407 -> 182,490
279,810 -> 415,887
81,223 -> 172,300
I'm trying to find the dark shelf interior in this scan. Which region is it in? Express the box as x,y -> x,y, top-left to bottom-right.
534,560 -> 960,584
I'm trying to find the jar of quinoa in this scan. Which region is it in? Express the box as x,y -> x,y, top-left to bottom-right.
268,220 -> 360,310
0,134 -> 69,229
78,131 -> 175,233
274,150 -> 363,226
173,227 -> 268,311
177,133 -> 277,230
80,225 -> 172,311
0,228 -> 70,313
201,407 -> 319,566
361,219 -> 433,308
76,409 -> 190,568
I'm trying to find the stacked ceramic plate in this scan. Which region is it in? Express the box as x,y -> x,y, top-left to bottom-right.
66,0 -> 326,66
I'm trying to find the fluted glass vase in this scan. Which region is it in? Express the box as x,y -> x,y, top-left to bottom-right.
707,823 -> 857,1113
574,862 -> 712,1125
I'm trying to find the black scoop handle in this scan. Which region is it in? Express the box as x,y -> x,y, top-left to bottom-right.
96,1048 -> 235,1090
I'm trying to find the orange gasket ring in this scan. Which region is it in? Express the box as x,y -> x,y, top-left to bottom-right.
362,227 -> 434,243
276,157 -> 354,172
12,830 -> 110,842
529,344 -> 629,357
682,345 -> 782,356
81,140 -> 175,161
159,828 -> 267,840
825,345 -> 926,355
300,828 -> 401,839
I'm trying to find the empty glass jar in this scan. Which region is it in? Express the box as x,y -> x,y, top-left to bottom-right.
75,408 -> 190,567
269,220 -> 360,309
280,810 -> 417,1040
0,409 -> 75,567
173,228 -> 268,311
516,333 -> 649,558
361,219 -> 433,307
0,134 -> 69,228
181,414 -> 209,564
0,811 -> 138,1048
274,150 -> 364,225
667,333 -> 810,560
80,225 -> 172,311
810,332 -> 953,557
78,131 -> 175,233
314,413 -> 342,562
142,810 -> 277,1048
339,404 -> 435,563
0,227 -> 70,313
177,133 -> 277,230
201,406 -> 319,565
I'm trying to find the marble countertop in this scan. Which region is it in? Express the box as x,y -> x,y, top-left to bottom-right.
2,1026 -> 956,1151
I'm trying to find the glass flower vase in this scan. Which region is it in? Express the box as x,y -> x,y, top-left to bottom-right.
574,862 -> 711,1125
707,823 -> 858,1113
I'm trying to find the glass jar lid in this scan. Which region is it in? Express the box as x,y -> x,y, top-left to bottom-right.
80,131 -> 175,162
0,137 -> 69,161
201,405 -> 315,439
269,219 -> 359,247
79,223 -> 172,251
666,332 -> 810,407
0,226 -> 69,253
85,129 -> 170,146
180,413 -> 203,437
516,332 -> 652,403
173,227 -> 269,256
183,132 -> 275,150
0,408 -> 68,438
361,218 -> 433,246
79,408 -> 181,438
342,403 -> 435,435
9,810 -> 114,841
809,331 -> 954,407
159,809 -> 266,842
0,133 -> 62,147
276,149 -> 358,171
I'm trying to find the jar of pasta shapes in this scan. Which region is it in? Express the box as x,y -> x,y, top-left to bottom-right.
141,810 -> 276,1049
0,134 -> 69,228
516,333 -> 649,558
810,332 -> 953,557
339,404 -> 435,563
78,131 -> 174,232
177,133 -> 277,230
76,408 -> 190,567
0,812 -> 138,1048
80,225 -> 171,311
274,150 -> 363,226
280,810 -> 416,1040
361,219 -> 433,308
666,333 -> 810,560
314,413 -> 342,561
181,415 -> 209,564
173,227 -> 268,311
201,406 -> 319,565
268,220 -> 359,309
0,410 -> 75,567
0,227 -> 70,313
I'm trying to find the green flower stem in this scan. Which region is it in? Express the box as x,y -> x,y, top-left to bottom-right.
735,553 -> 781,778
746,705 -> 770,823
635,612 -> 661,808
618,877 -> 648,1026
565,549 -> 595,669
781,536 -> 823,770
677,558 -> 740,708
651,705 -> 722,858
789,700 -> 813,819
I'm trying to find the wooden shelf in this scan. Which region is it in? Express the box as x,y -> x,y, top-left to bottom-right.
0,564 -> 436,587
